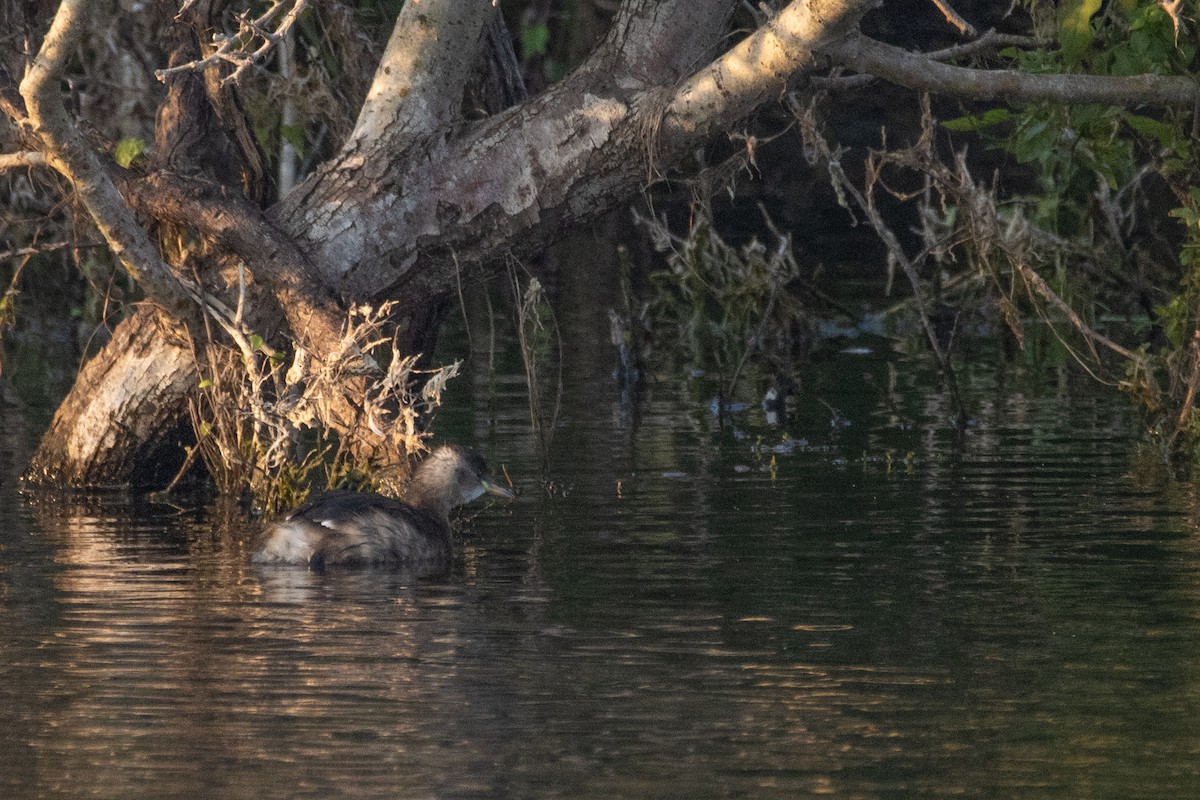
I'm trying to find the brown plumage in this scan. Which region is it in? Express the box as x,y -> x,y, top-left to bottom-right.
252,445 -> 512,569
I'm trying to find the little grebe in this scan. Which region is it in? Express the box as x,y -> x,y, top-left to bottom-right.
252,444 -> 512,568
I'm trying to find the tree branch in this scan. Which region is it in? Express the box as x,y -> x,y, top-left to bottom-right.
116,170 -> 350,358
825,31 -> 1200,107
602,0 -> 735,83
927,0 -> 975,38
0,151 -> 48,172
346,0 -> 495,151
664,0 -> 879,140
276,0 -> 741,296
154,0 -> 309,87
19,0 -> 197,316
810,30 -> 1039,92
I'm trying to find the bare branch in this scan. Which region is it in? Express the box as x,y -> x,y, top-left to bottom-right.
927,0 -> 976,37
792,98 -> 962,400
0,240 -> 81,261
926,30 -> 1039,61
154,0 -> 309,87
810,29 -> 1039,92
825,31 -> 1200,107
19,0 -> 196,316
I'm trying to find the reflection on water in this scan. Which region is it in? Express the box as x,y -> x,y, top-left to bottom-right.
5,294 -> 1200,797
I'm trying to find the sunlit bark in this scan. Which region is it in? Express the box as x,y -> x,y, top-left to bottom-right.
347,0 -> 495,150
665,0 -> 873,140
24,307 -> 198,487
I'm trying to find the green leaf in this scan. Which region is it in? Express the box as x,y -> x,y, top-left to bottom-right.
1170,206 -> 1200,228
941,108 -> 1012,132
1155,295 -> 1191,348
114,138 -> 146,168
280,124 -> 307,157
249,334 -> 264,352
1124,114 -> 1175,147
1058,0 -> 1103,66
520,24 -> 549,59
198,378 -> 213,389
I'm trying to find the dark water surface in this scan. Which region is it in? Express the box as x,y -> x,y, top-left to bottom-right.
4,319 -> 1200,798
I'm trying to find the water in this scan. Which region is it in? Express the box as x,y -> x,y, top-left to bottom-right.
4,314 -> 1200,797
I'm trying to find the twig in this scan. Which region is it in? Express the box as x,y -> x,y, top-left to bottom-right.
927,0 -> 976,37
1177,329 -> 1200,432
825,30 -> 1200,107
451,250 -> 473,350
154,0 -> 309,87
926,30 -> 1037,61
0,240 -> 84,261
791,93 -> 968,422
810,30 -> 1039,92
1009,253 -> 1138,362
20,0 -> 197,315
870,106 -> 1143,373
508,257 -> 562,476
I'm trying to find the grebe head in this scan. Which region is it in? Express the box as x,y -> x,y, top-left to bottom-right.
406,444 -> 513,517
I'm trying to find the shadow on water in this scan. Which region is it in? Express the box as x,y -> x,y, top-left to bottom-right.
5,234 -> 1200,798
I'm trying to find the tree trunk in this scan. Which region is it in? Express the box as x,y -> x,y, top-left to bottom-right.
24,306 -> 198,488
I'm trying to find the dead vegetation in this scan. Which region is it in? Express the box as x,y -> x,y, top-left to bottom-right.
182,299 -> 459,515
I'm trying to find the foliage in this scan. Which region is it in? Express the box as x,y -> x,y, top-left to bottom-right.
929,0 -> 1200,466
520,24 -> 550,59
188,301 -> 459,514
113,138 -> 146,169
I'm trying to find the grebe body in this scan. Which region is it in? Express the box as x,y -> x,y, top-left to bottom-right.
253,445 -> 511,569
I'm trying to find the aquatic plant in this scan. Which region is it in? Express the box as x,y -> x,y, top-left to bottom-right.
637,207 -> 810,409
509,264 -> 562,475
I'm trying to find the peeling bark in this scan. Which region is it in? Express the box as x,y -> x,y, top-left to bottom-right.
272,0 -> 742,301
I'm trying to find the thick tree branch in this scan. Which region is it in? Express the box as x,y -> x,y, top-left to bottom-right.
825,31 -> 1200,107
602,0 -> 735,83
18,0 -> 197,317
346,0 -> 495,151
117,170 -> 349,358
664,0 -> 878,140
276,0 -> 741,295
24,306 -> 200,488
280,0 -> 881,299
